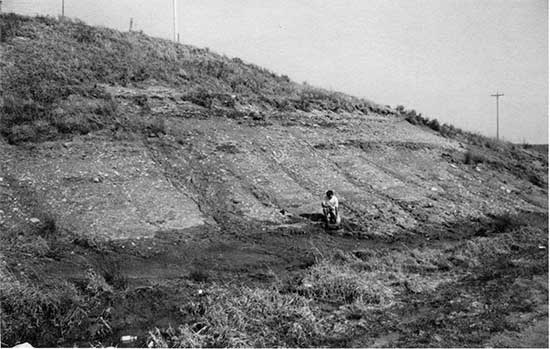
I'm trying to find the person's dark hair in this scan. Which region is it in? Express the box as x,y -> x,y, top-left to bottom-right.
326,190 -> 334,197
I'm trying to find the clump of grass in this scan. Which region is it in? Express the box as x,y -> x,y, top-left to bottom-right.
95,254 -> 128,291
0,266 -> 118,347
464,149 -> 488,165
19,236 -> 51,257
448,236 -> 512,269
0,278 -> 83,346
0,215 -> 56,257
299,260 -> 395,306
148,286 -> 334,348
188,269 -> 209,283
527,173 -> 545,187
139,116 -> 166,136
446,214 -> 545,270
183,88 -> 215,109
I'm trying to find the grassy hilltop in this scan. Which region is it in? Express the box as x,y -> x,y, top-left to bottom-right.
0,14 -> 548,348
0,13 -> 390,144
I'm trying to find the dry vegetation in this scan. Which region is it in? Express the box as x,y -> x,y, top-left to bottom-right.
0,14 -> 547,348
146,213 -> 548,347
0,13 -> 389,144
396,106 -> 548,188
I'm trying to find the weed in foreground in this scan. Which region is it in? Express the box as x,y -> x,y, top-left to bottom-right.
299,260 -> 395,306
0,278 -> 83,346
147,286 -> 340,348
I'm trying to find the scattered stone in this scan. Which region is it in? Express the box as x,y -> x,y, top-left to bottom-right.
431,187 -> 438,191
475,166 -> 482,172
30,217 -> 40,224
92,176 -> 102,183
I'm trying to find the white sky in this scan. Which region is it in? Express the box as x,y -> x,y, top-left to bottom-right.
4,0 -> 548,143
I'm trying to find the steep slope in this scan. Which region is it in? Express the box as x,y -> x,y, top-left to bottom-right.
0,14 -> 547,347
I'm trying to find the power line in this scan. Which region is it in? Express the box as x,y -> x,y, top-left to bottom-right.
490,91 -> 504,140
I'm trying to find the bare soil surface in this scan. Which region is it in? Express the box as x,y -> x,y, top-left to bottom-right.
1,84 -> 547,347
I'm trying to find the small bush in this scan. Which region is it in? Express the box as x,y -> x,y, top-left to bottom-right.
7,124 -> 38,143
185,89 -> 214,108
428,119 -> 441,132
189,269 -> 209,283
148,117 -> 166,135
464,150 -> 487,165
0,13 -> 24,42
54,113 -> 94,135
73,21 -> 100,43
528,173 -> 545,187
132,95 -> 150,110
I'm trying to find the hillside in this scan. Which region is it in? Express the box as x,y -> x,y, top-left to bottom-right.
1,14 -> 548,347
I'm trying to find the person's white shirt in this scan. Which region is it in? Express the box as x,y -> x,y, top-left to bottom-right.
323,195 -> 339,209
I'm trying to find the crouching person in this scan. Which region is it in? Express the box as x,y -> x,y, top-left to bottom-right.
322,190 -> 340,227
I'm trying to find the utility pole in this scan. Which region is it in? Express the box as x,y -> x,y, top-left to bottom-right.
129,17 -> 133,32
172,0 -> 178,42
491,91 -> 504,140
62,0 -> 65,18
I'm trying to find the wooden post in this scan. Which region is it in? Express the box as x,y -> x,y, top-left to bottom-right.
173,0 -> 178,42
491,92 -> 504,140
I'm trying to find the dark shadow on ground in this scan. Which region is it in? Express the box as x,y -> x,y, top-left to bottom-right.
299,213 -> 326,222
